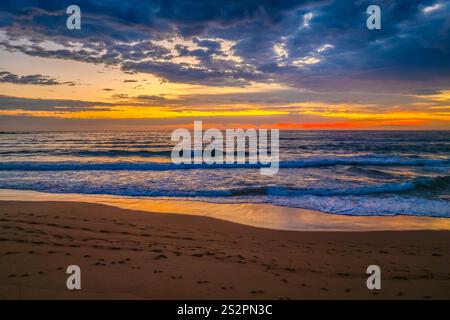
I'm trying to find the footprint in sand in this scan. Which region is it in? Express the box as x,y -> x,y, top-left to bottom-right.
250,290 -> 264,295
93,262 -> 106,266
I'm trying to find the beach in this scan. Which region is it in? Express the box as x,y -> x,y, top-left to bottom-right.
1,200 -> 449,300
1,0 -> 449,303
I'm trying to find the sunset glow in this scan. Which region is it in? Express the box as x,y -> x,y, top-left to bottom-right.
0,1 -> 449,130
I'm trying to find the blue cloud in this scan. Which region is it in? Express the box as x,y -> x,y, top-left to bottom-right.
0,0 -> 448,90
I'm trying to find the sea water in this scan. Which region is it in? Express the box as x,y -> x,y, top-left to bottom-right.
0,130 -> 448,217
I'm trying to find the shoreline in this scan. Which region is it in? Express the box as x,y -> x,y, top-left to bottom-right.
0,200 -> 449,299
1,189 -> 450,231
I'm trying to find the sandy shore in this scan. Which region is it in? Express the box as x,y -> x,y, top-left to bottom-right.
0,200 -> 449,299
2,189 -> 450,231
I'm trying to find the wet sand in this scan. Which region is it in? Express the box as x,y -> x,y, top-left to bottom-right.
0,200 -> 449,299
1,189 -> 450,231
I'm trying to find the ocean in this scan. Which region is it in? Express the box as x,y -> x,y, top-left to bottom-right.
0,131 -> 449,217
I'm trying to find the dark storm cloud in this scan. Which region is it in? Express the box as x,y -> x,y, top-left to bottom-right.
0,95 -> 111,112
0,71 -> 75,86
121,59 -> 259,86
0,0 -> 449,90
412,88 -> 443,96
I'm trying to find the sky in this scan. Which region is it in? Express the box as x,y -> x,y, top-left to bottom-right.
0,0 -> 449,131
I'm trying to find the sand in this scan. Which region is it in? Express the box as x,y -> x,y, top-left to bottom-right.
2,188 -> 450,231
0,200 -> 449,299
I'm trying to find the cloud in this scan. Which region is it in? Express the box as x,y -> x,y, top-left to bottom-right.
106,87 -> 446,116
0,0 -> 448,91
0,71 -> 75,86
0,95 -> 110,112
412,88 -> 443,96
422,2 -> 443,13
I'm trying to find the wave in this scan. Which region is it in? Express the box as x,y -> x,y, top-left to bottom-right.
268,195 -> 450,217
206,176 -> 450,197
0,156 -> 448,171
0,148 -> 265,158
105,176 -> 446,198
1,180 -> 448,217
0,174 -> 447,198
0,149 -> 173,157
279,156 -> 450,168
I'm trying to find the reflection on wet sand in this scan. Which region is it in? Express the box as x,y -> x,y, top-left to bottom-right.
1,189 -> 449,231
